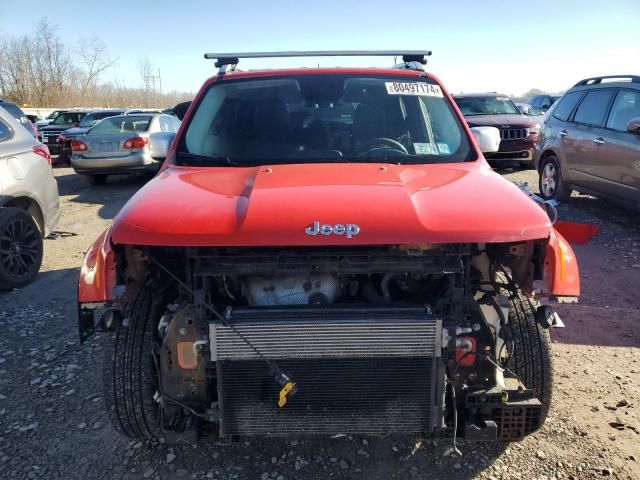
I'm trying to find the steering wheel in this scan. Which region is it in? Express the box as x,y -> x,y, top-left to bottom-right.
354,137 -> 409,157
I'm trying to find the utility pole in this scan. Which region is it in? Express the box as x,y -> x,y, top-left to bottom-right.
144,70 -> 162,106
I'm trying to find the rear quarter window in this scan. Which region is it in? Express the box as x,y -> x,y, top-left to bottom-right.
0,103 -> 28,126
552,91 -> 584,122
0,118 -> 12,142
606,89 -> 640,132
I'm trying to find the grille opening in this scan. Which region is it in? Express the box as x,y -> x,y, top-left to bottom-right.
501,128 -> 527,140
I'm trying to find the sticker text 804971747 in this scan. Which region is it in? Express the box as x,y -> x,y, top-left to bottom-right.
385,82 -> 443,97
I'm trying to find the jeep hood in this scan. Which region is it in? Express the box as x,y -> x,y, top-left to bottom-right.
464,114 -> 537,128
110,163 -> 552,246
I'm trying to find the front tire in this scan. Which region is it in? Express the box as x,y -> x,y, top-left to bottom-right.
0,207 -> 43,289
103,287 -> 162,439
539,155 -> 571,202
508,292 -> 553,426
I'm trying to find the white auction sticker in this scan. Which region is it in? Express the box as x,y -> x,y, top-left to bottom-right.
414,142 -> 438,155
385,82 -> 443,97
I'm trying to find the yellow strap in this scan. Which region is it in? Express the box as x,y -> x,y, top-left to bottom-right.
278,381 -> 296,408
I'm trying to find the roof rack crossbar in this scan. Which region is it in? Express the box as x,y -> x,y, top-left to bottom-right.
205,50 -> 432,60
205,50 -> 432,73
573,75 -> 640,87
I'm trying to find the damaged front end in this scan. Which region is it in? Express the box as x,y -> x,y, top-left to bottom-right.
77,230 -> 578,444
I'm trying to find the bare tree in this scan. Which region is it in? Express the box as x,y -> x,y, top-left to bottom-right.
0,19 -> 191,109
76,36 -> 117,102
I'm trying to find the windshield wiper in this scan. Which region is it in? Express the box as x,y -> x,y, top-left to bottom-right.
176,152 -> 237,166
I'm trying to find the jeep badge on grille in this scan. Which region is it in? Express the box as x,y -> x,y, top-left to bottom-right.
305,221 -> 360,239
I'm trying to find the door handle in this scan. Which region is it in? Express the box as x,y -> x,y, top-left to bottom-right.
593,137 -> 606,145
559,130 -> 568,137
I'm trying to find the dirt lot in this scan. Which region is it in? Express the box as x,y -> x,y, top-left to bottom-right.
1,167 -> 638,480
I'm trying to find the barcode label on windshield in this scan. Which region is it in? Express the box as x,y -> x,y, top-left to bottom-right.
385,82 -> 443,97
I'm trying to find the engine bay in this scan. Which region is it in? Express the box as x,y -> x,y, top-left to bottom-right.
92,241 -> 553,443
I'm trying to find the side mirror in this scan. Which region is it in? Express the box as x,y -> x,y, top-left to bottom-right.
470,126 -> 501,154
626,117 -> 640,135
148,132 -> 176,159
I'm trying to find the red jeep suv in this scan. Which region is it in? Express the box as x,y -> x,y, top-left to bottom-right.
453,93 -> 541,167
77,51 -> 579,446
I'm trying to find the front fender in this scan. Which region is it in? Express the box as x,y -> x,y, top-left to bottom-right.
78,226 -> 116,303
544,227 -> 580,298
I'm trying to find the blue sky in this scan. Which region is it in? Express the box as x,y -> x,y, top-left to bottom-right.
1,0 -> 638,96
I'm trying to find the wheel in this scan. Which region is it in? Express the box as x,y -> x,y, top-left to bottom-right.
103,287 -> 162,439
87,174 -> 108,186
508,291 -> 553,426
0,207 -> 43,289
538,155 -> 571,202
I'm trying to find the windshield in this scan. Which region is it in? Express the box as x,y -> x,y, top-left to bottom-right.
52,112 -> 86,125
88,115 -> 152,135
47,110 -> 64,119
454,96 -> 520,116
180,74 -> 474,166
79,112 -> 122,128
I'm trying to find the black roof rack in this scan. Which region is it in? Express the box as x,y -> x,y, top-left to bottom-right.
204,50 -> 432,73
573,75 -> 640,87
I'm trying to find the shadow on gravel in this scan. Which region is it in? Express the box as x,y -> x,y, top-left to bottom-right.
54,169 -> 147,220
0,266 -> 80,300
489,164 -> 531,174
557,194 -> 639,235
552,242 -> 640,348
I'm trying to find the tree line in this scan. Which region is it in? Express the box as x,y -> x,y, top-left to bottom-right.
0,20 -> 192,108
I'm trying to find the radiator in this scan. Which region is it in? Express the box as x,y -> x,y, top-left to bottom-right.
209,307 -> 444,436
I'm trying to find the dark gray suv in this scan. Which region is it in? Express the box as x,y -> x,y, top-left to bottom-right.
534,75 -> 640,209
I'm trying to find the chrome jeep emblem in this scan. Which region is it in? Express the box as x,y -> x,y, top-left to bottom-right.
305,221 -> 360,239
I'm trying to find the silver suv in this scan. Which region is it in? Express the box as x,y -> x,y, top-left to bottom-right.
0,106 -> 60,288
535,75 -> 640,209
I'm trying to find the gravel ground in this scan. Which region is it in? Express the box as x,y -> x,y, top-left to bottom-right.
0,166 -> 638,480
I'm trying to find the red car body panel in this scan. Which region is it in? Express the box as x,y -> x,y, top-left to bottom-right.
544,229 -> 580,297
78,67 -> 580,303
78,227 -> 116,303
111,162 -> 552,247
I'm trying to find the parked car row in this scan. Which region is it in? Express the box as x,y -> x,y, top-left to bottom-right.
451,76 -> 639,210
70,113 -> 180,185
56,109 -> 127,163
0,101 -> 185,289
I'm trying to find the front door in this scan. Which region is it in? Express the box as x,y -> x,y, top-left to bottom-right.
564,88 -> 615,193
589,88 -> 640,205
